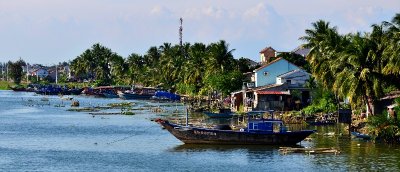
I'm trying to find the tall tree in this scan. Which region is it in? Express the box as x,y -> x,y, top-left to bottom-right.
7,59 -> 25,85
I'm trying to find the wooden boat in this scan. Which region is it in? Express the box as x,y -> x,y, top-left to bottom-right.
119,92 -> 154,100
119,87 -> 157,100
156,118 -> 314,145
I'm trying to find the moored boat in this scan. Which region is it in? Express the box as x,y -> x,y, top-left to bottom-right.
156,118 -> 314,145
119,87 -> 157,100
351,132 -> 371,140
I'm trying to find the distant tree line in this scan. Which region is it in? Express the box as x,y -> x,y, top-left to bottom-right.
70,40 -> 259,96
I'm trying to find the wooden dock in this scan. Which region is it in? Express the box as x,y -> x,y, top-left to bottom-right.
279,147 -> 340,155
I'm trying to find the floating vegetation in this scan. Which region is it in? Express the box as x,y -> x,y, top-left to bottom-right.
122,111 -> 135,115
67,107 -> 100,112
88,111 -> 135,115
142,104 -> 158,108
89,112 -> 121,115
152,107 -> 164,113
107,102 -> 134,107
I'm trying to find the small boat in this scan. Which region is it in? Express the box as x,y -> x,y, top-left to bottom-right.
119,92 -> 154,100
152,91 -> 181,101
351,132 -> 371,140
119,87 -> 157,100
156,118 -> 314,145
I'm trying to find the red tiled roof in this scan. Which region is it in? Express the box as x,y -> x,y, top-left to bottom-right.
256,91 -> 290,95
259,46 -> 276,53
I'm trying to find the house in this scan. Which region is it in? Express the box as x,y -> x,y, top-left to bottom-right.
292,45 -> 310,57
231,51 -> 311,112
31,68 -> 49,78
253,58 -> 300,87
259,47 -> 276,63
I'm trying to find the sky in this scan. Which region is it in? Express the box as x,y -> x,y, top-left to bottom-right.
0,0 -> 399,64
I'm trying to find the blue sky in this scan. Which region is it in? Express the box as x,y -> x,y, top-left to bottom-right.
0,0 -> 399,64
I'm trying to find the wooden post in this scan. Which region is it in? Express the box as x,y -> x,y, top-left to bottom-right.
186,107 -> 189,127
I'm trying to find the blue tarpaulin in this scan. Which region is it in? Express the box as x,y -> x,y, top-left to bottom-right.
154,91 -> 181,101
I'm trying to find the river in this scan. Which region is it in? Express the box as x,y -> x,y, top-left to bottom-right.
0,90 -> 399,171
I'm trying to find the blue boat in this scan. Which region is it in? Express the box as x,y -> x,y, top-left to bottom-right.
153,91 -> 181,101
156,117 -> 314,145
351,132 -> 371,140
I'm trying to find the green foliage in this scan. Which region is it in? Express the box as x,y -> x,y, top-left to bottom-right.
204,70 -> 244,96
7,59 -> 25,85
368,112 -> 400,143
278,52 -> 311,73
302,88 -> 337,115
301,13 -> 400,115
68,40 -> 251,97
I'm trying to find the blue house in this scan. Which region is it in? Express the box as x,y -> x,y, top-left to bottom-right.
254,58 -> 300,87
231,55 -> 311,112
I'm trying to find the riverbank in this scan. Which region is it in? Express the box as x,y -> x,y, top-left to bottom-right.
0,81 -> 11,90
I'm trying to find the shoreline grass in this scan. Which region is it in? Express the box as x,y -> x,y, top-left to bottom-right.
0,81 -> 11,90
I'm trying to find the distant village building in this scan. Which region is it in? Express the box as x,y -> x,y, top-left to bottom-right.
292,45 -> 310,57
259,47 -> 276,63
31,68 -> 49,78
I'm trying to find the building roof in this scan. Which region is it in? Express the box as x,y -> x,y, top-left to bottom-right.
292,45 -> 310,57
256,90 -> 290,95
277,69 -> 310,79
259,46 -> 276,54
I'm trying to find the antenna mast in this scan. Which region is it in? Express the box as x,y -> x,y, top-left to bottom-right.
179,17 -> 183,48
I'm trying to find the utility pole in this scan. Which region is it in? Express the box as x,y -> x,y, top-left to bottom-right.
55,64 -> 58,84
179,17 -> 183,48
6,63 -> 8,81
26,64 -> 29,83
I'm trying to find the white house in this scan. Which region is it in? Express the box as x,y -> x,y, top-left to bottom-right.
31,68 -> 49,78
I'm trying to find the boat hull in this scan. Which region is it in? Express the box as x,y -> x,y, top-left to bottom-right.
119,93 -> 153,100
158,120 -> 314,145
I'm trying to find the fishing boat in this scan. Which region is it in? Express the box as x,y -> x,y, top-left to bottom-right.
156,117 -> 314,145
119,87 -> 157,100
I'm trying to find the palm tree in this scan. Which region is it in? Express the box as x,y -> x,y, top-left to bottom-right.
383,13 -> 400,78
126,53 -> 144,85
183,43 -> 207,93
205,40 -> 235,77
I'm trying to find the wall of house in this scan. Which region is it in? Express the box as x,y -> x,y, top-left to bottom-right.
255,59 -> 299,87
276,71 -> 310,86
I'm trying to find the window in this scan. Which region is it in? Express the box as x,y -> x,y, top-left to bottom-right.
264,72 -> 269,76
287,80 -> 291,84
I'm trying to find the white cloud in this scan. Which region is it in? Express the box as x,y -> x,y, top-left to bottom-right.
0,0 -> 399,63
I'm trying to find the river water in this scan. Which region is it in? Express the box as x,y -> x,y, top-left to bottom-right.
0,90 -> 399,171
